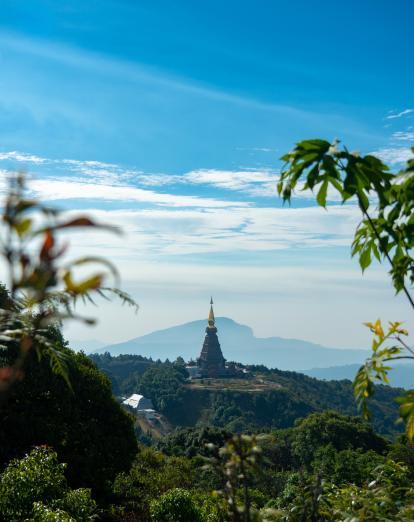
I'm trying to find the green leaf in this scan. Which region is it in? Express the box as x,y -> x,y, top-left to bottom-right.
316,178 -> 329,207
359,248 -> 372,272
297,139 -> 331,152
328,177 -> 344,197
47,347 -> 73,393
277,181 -> 283,195
396,391 -> 414,440
357,190 -> 370,212
14,218 -> 32,237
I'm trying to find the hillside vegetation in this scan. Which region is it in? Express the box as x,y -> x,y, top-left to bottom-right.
91,353 -> 403,438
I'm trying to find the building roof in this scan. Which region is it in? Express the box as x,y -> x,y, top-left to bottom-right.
122,393 -> 153,409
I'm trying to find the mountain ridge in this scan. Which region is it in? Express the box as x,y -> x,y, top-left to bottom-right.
97,317 -> 369,371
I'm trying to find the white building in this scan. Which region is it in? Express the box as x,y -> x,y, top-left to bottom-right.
122,394 -> 153,410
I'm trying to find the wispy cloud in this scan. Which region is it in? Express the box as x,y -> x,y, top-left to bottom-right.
236,147 -> 279,153
0,30 -> 317,119
183,168 -> 278,196
392,131 -> 414,141
370,147 -> 412,164
0,151 -> 46,164
30,178 -> 247,208
61,204 -> 360,258
386,109 -> 414,120
0,149 -> 362,257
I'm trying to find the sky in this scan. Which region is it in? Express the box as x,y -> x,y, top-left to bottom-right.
0,0 -> 413,350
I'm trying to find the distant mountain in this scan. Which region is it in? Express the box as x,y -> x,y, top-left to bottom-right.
97,317 -> 369,371
303,363 -> 414,389
71,339 -> 107,354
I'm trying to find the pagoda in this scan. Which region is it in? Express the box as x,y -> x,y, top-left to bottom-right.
197,298 -> 227,378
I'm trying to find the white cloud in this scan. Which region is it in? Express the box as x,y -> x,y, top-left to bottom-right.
30,178 -> 247,208
0,151 -> 46,164
386,109 -> 414,120
59,204 -> 360,258
392,131 -> 414,141
0,150 -> 361,257
370,147 -> 412,164
183,168 -> 277,195
236,147 -> 278,153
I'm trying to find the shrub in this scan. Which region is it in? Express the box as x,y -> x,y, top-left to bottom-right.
31,503 -> 75,522
150,488 -> 202,522
0,447 -> 67,520
0,447 -> 97,522
56,489 -> 97,521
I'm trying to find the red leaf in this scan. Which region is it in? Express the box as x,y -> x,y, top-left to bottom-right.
40,231 -> 54,261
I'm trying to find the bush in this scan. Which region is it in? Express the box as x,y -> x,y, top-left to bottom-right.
0,447 -> 67,520
0,447 -> 97,522
31,503 -> 75,522
113,447 -> 196,519
150,488 -> 202,522
56,489 -> 97,521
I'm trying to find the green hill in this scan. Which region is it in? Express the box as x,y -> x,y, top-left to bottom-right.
91,354 -> 403,438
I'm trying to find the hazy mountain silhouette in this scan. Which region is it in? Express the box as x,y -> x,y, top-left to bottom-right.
303,363 -> 414,389
97,317 -> 368,371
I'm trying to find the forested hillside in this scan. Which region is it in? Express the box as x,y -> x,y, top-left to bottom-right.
91,353 -> 403,438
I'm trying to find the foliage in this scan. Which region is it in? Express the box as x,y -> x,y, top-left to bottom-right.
113,446 -> 196,519
0,340 -> 138,499
133,362 -> 189,419
0,447 -> 97,521
322,460 -> 414,521
0,173 -> 137,394
0,447 -> 66,520
158,426 -> 232,457
55,489 -> 98,521
289,411 -> 387,467
89,352 -> 153,395
31,503 -> 75,522
278,140 -> 414,438
207,434 -> 264,522
278,140 -> 414,303
353,320 -> 412,421
150,488 -> 203,522
98,356 -> 402,437
311,445 -> 385,486
388,438 -> 414,478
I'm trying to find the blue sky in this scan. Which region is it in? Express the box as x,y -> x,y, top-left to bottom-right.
0,1 -> 413,350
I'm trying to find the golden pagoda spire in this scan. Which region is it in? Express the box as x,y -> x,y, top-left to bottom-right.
208,296 -> 215,328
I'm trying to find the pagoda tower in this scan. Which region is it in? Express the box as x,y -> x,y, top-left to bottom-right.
197,298 -> 227,377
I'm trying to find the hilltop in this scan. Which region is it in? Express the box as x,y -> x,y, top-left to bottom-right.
95,317 -> 368,371
90,353 -> 403,439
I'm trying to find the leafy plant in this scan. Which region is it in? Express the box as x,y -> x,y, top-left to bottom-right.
150,488 -> 203,522
207,434 -> 264,522
0,447 -> 97,521
278,140 -> 414,438
278,140 -> 414,308
0,173 -> 137,394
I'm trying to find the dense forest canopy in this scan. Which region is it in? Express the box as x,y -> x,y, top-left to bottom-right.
92,353 -> 403,438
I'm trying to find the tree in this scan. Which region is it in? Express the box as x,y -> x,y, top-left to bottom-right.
150,489 -> 203,522
290,411 -> 387,467
136,363 -> 188,418
277,141 -> 414,437
0,336 -> 138,500
113,446 -> 196,519
0,447 -> 97,521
